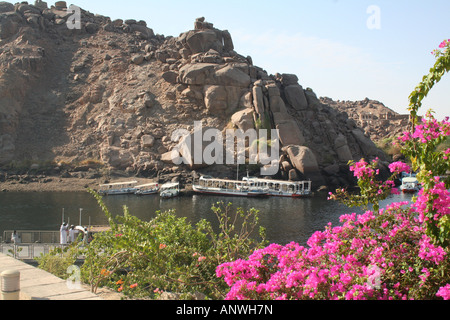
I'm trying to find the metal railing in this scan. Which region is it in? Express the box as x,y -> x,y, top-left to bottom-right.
0,243 -> 73,260
3,230 -> 60,245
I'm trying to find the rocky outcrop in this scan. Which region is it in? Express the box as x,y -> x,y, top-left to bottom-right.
321,97 -> 411,143
0,3 -> 391,190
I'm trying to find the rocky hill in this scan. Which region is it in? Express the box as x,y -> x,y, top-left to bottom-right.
0,1 -> 395,191
321,97 -> 410,144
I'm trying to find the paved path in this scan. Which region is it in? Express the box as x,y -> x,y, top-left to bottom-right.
0,253 -> 102,300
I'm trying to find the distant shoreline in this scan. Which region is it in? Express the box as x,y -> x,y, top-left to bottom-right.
0,177 -> 100,193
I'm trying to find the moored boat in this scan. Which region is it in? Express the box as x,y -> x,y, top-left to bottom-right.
400,176 -> 420,193
193,176 -> 311,198
98,181 -> 138,196
135,183 -> 160,196
193,176 -> 249,197
243,177 -> 312,198
160,182 -> 180,199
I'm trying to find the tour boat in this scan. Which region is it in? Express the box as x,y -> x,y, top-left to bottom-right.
400,176 -> 420,194
160,182 -> 180,199
135,183 -> 160,196
98,181 -> 138,196
193,176 -> 311,198
193,176 -> 268,197
243,177 -> 312,198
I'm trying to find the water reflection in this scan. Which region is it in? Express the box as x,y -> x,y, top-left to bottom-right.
0,191 -> 414,246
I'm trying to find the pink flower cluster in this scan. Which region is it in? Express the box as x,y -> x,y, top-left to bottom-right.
432,39 -> 450,56
388,162 -> 411,175
439,39 -> 450,48
412,177 -> 450,224
437,284 -> 450,300
216,201 -> 450,300
349,159 -> 378,179
399,114 -> 450,144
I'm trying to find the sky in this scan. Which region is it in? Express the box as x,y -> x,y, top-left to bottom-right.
71,0 -> 450,120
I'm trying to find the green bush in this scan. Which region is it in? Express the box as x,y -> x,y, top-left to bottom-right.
36,246 -> 79,280
78,190 -> 266,300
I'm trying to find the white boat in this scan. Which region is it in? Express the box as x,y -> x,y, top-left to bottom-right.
160,182 -> 180,199
98,181 -> 138,196
238,184 -> 270,197
400,176 -> 420,193
243,177 -> 312,198
194,176 -> 310,198
193,176 -> 261,197
135,183 -> 160,196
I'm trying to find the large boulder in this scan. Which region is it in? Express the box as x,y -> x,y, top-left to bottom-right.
351,128 -> 385,159
231,108 -> 255,132
179,63 -> 217,85
0,12 -> 21,39
185,29 -> 223,54
170,126 -> 218,170
141,135 -> 155,148
101,146 -> 135,170
213,64 -> 251,87
280,73 -> 299,86
127,23 -> 154,39
334,134 -> 353,163
204,85 -> 247,116
178,63 -> 251,88
0,2 -> 14,13
284,85 -> 309,111
276,120 -> 305,147
222,30 -> 234,52
287,145 -> 326,188
252,85 -> 266,116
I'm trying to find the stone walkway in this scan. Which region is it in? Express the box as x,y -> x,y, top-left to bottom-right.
0,253 -> 105,300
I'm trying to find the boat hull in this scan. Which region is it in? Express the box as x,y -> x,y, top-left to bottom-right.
192,186 -> 310,198
99,188 -> 138,196
402,189 -> 419,194
193,186 -> 250,197
135,190 -> 159,196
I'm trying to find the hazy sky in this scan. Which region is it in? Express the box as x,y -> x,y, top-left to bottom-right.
71,0 -> 450,120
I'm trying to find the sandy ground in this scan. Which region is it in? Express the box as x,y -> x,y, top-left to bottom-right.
0,178 -> 97,192
0,176 -> 154,193
81,284 -> 125,300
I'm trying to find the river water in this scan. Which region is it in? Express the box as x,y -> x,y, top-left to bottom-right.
0,191 -> 415,246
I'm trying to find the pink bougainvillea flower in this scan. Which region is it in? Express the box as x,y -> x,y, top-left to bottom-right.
389,162 -> 411,174
437,285 -> 450,300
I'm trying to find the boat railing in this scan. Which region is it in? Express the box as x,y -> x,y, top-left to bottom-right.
197,176 -> 312,194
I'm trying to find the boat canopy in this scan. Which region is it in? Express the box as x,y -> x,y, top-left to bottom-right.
161,182 -> 180,189
402,177 -> 418,183
135,182 -> 159,188
99,181 -> 138,188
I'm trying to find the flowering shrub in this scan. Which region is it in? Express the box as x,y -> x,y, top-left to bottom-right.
80,195 -> 266,299
217,202 -> 450,300
217,39 -> 450,300
329,158 -> 405,212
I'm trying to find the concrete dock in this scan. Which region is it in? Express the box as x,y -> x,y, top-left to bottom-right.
0,253 -> 103,300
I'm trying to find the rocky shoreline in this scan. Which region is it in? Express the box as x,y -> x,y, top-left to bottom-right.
0,175 -> 102,192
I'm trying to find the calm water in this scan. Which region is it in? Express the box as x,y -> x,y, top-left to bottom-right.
0,191 -> 414,246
